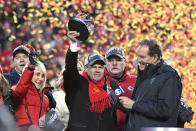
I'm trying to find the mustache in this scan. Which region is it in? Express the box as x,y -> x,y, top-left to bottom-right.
111,66 -> 119,69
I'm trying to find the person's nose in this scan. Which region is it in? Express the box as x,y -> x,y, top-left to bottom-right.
38,77 -> 44,82
19,57 -> 25,62
137,56 -> 142,63
111,59 -> 117,65
95,67 -> 101,72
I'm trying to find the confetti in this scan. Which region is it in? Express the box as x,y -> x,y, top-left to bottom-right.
0,1 -> 195,128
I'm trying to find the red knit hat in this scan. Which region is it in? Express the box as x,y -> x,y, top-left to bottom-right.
24,44 -> 39,56
13,44 -> 30,57
24,44 -> 35,51
13,44 -> 37,58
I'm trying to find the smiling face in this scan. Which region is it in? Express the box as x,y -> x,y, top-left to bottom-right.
86,61 -> 105,82
106,55 -> 126,78
136,45 -> 158,71
13,53 -> 30,74
32,68 -> 46,90
31,61 -> 46,91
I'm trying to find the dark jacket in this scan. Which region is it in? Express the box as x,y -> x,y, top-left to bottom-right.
124,60 -> 182,131
63,49 -> 118,131
4,69 -> 20,86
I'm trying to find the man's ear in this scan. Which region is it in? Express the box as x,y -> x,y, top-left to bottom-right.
153,54 -> 159,63
123,58 -> 126,63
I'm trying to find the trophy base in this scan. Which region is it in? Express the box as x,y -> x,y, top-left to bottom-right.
68,19 -> 90,41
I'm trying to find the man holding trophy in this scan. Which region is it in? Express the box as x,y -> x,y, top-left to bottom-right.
63,13 -> 118,131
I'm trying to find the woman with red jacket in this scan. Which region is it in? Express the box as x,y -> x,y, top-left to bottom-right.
12,61 -> 49,130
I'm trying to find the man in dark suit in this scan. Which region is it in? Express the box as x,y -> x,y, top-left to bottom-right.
119,39 -> 182,131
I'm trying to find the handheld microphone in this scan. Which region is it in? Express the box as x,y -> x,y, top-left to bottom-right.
109,80 -> 127,113
110,80 -> 124,97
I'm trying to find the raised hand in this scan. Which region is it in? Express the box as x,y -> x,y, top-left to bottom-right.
67,31 -> 80,44
29,51 -> 37,65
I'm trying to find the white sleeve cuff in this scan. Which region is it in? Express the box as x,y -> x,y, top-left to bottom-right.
70,42 -> 78,52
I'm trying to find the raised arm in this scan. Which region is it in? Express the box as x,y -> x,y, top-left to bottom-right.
63,31 -> 81,94
12,65 -> 34,100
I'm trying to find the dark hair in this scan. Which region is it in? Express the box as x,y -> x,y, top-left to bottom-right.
138,39 -> 162,59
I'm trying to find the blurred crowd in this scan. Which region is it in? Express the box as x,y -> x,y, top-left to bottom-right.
0,0 -> 195,128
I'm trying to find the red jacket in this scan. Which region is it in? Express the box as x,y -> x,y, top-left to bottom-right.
12,67 -> 49,128
105,68 -> 137,131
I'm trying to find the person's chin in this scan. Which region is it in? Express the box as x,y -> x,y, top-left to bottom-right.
93,77 -> 102,82
35,85 -> 41,90
138,65 -> 145,70
18,66 -> 25,71
111,73 -> 121,78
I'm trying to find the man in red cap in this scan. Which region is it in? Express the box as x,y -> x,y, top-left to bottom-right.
4,44 -> 38,86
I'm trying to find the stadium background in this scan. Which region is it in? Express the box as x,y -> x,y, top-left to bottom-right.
0,0 -> 195,128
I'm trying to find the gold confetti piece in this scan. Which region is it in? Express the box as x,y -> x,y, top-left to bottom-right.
31,30 -> 36,35
28,13 -> 34,18
38,30 -> 43,33
17,24 -> 21,29
13,15 -> 18,23
27,2 -> 33,8
8,35 -> 16,41
48,54 -> 54,59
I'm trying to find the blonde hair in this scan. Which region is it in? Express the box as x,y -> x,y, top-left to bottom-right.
0,74 -> 11,96
35,61 -> 47,92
